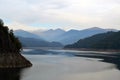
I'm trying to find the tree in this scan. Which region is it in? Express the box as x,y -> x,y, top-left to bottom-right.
0,19 -> 22,53
0,19 -> 4,27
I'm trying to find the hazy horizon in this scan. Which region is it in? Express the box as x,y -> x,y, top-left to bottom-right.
13,27 -> 119,32
0,0 -> 120,30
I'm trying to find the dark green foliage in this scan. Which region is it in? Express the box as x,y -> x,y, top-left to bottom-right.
92,31 -> 120,49
65,31 -> 120,50
0,19 -> 32,68
0,19 -> 4,26
0,19 -> 22,53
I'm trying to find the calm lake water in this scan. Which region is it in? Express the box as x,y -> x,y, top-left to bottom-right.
1,48 -> 120,80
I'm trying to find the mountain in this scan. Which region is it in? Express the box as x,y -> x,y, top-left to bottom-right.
32,28 -> 66,41
14,29 -> 43,40
56,27 -> 117,45
18,36 -> 63,47
32,27 -> 117,45
64,31 -> 120,50
14,29 -> 63,47
55,29 -> 80,44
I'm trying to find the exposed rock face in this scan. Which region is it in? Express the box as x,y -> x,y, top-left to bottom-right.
0,19 -> 32,68
0,53 -> 32,68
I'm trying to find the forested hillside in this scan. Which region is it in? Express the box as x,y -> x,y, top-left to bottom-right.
0,19 -> 22,53
65,31 -> 120,50
0,19 -> 32,68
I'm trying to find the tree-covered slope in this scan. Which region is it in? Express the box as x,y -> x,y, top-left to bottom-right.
0,19 -> 22,53
64,31 -> 120,50
0,19 -> 32,68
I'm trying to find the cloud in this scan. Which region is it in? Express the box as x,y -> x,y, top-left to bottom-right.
0,0 -> 120,30
7,22 -> 42,31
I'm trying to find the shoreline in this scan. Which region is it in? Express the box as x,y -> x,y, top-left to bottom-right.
0,53 -> 32,68
64,48 -> 120,52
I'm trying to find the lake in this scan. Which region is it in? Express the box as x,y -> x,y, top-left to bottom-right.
1,48 -> 120,80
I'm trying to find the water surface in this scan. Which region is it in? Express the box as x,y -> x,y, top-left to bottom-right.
1,48 -> 120,80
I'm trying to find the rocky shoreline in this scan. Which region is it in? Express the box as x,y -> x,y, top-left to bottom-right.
0,53 -> 32,68
0,19 -> 32,68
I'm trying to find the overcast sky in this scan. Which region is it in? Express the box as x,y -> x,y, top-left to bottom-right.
0,0 -> 120,30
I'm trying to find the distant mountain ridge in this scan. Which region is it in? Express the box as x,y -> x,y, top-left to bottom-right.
14,29 -> 43,40
64,31 -> 120,50
32,28 -> 66,41
55,27 -> 117,45
14,30 -> 63,47
15,27 -> 118,45
18,36 -> 63,47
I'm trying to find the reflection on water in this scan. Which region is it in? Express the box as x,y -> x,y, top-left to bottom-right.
0,68 -> 22,80
1,48 -> 120,80
23,48 -> 120,70
23,48 -> 120,71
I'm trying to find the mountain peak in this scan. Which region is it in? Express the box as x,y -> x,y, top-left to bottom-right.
15,29 -> 25,32
55,28 -> 65,33
68,29 -> 79,33
87,27 -> 103,30
55,28 -> 64,31
14,29 -> 43,40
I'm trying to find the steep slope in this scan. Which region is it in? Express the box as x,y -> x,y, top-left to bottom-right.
0,19 -> 32,68
65,31 -> 120,50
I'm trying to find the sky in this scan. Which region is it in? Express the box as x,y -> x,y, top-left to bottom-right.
0,0 -> 120,30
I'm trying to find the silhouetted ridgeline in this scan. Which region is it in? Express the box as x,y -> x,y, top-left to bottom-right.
64,31 -> 120,51
0,19 -> 32,68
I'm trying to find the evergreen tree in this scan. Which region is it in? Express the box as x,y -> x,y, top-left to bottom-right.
0,19 -> 22,53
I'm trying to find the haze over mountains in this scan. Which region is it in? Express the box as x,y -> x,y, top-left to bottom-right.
18,37 -> 63,47
14,29 -> 43,40
14,27 -> 117,47
64,31 -> 120,50
14,30 -> 63,47
32,28 -> 65,41
31,27 -> 117,45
